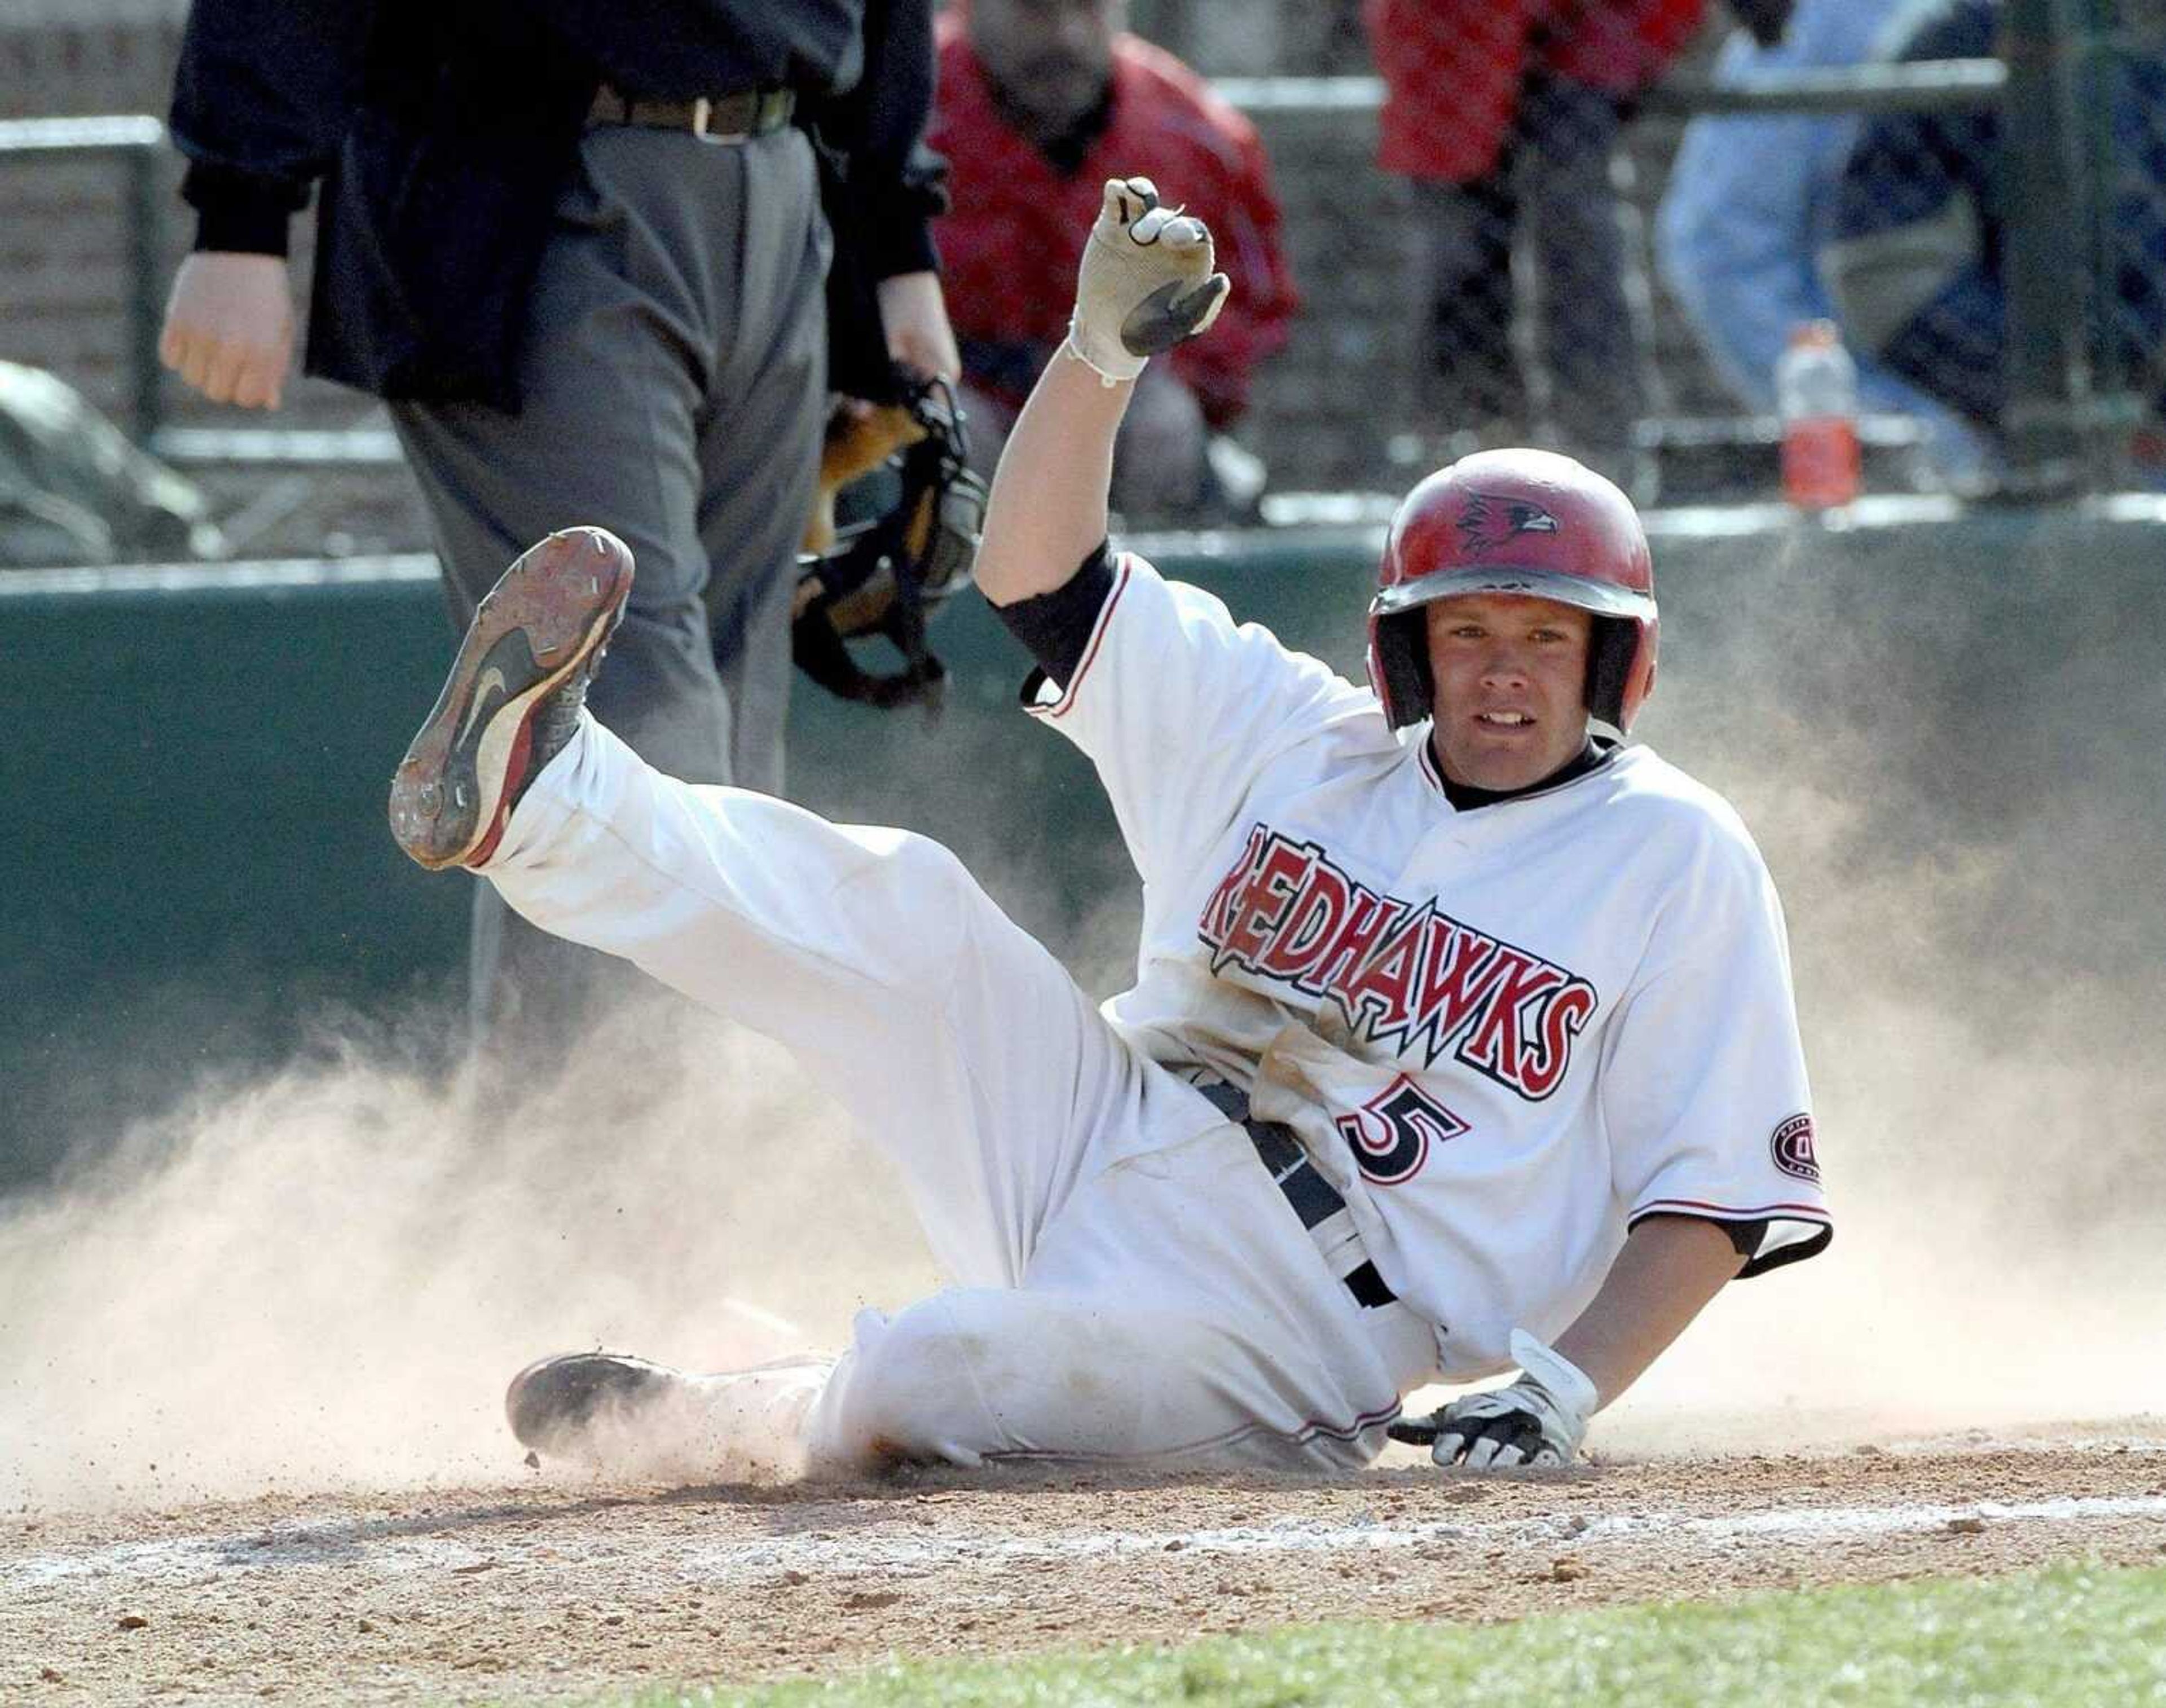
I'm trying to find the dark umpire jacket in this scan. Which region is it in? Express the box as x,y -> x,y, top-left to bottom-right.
170,0 -> 947,407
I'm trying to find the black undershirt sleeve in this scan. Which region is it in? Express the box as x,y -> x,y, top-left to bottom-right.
1634,1210 -> 1772,1259
991,539 -> 1117,689
1718,1217 -> 1771,1256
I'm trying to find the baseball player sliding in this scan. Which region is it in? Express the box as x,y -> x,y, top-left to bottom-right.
389,178 -> 1829,1478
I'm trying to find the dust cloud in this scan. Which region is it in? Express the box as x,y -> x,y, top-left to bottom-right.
0,1000 -> 935,1513
1597,529 -> 2166,1456
6,527 -> 2162,1509
1602,827 -> 2166,1455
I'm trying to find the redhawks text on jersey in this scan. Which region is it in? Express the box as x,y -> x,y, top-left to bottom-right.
1198,824 -> 1596,1099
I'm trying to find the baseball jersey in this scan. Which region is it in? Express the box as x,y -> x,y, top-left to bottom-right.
1025,554 -> 1830,1380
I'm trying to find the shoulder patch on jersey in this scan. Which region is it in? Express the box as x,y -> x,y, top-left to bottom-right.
1770,1112 -> 1820,1184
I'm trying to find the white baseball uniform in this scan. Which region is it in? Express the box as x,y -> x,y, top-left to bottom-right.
480,551 -> 1829,1472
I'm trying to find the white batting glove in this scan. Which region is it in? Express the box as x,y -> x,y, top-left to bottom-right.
1064,176 -> 1231,386
1389,1330 -> 1599,1470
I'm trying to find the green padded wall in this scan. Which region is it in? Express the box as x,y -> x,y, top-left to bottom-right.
5,500 -> 2162,1185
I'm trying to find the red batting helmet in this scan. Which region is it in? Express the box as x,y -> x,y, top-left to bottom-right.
1366,448 -> 1658,733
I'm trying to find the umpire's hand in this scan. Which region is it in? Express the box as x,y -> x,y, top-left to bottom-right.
160,252 -> 296,410
1389,1330 -> 1600,1469
1064,176 -> 1230,386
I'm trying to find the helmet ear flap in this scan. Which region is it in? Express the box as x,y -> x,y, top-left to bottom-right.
1374,608 -> 1434,729
1584,616 -> 1638,733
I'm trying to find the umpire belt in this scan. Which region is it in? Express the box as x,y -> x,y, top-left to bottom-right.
1196,1080 -> 1398,1311
586,85 -> 796,143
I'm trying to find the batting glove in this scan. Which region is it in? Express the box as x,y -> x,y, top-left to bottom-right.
1064,176 -> 1231,386
1388,1330 -> 1599,1469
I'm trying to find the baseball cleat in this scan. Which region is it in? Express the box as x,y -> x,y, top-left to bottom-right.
506,1349 -> 831,1482
388,526 -> 634,871
506,1350 -> 678,1458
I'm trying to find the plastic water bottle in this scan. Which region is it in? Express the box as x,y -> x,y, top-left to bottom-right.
1776,321 -> 1861,509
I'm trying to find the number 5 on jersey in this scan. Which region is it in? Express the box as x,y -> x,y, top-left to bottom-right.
1336,1075 -> 1469,1185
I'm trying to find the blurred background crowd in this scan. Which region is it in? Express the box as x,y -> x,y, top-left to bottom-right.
2,0 -> 2161,565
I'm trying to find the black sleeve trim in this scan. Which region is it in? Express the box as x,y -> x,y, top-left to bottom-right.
1630,1209 -> 1768,1257
1628,1209 -> 1832,1278
991,539 -> 1116,687
1736,1222 -> 1833,1280
182,163 -> 307,257
192,201 -> 294,257
1722,1217 -> 1771,1257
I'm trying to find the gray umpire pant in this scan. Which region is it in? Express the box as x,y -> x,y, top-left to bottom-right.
393,122 -> 828,1057
1412,76 -> 1654,481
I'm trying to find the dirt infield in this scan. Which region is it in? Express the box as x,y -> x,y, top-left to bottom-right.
8,1423 -> 2164,1705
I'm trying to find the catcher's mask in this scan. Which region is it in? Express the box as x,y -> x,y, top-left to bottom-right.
1366,447 -> 1658,734
789,377 -> 987,712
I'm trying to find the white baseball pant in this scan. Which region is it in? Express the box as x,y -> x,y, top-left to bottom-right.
482,715 -> 1439,1471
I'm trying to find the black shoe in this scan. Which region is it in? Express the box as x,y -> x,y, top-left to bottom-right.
505,1350 -> 678,1459
505,1350 -> 831,1480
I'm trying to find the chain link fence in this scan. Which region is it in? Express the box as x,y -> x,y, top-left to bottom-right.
941,0 -> 2166,513
2089,1 -> 2166,482
1797,0 -> 2166,496
2,0 -> 2160,552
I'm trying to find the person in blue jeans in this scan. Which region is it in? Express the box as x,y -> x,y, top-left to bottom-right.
1656,0 -> 1996,491
1819,0 -> 2166,485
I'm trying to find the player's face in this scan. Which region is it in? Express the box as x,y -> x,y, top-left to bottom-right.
970,0 -> 1122,141
1423,595 -> 1594,791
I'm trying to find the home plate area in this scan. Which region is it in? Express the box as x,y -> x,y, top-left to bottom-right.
6,1422 -> 2165,1703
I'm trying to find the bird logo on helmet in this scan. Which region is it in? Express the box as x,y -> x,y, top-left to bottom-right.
1366,448 -> 1659,735
1455,492 -> 1560,551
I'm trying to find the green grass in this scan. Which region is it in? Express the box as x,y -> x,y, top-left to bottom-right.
607,1562 -> 2166,1707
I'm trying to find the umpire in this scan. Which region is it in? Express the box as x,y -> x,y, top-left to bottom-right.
160,0 -> 956,1057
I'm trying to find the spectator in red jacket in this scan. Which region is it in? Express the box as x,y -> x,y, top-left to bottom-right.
1367,0 -> 1705,496
931,0 -> 1299,519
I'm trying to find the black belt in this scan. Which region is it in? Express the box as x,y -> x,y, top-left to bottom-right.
586,85 -> 796,142
1198,1082 -> 1398,1310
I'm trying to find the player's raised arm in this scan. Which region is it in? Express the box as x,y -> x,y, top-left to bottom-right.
975,177 -> 1230,606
